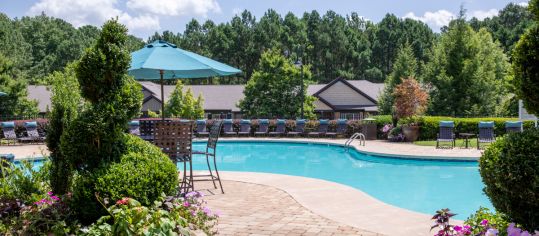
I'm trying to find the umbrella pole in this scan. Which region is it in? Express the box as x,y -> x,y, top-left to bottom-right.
160,70 -> 165,121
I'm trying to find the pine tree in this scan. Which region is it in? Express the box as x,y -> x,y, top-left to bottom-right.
378,43 -> 418,114
181,88 -> 196,119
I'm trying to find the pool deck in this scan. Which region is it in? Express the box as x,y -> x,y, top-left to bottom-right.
3,138 -> 475,235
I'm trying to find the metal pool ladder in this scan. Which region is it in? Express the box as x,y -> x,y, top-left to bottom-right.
345,132 -> 366,150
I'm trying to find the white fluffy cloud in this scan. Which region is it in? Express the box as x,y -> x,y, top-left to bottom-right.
126,0 -> 221,17
470,9 -> 498,20
404,10 -> 455,29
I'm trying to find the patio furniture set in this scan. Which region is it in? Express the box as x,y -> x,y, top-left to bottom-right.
436,120 -> 524,149
0,121 -> 45,145
194,119 -> 349,138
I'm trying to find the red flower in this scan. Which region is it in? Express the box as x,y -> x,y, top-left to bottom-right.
116,197 -> 130,205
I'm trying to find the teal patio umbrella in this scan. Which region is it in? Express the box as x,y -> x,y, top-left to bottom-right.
0,92 -> 6,97
128,40 -> 241,119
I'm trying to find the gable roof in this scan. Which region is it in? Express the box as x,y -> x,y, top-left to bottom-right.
313,77 -> 383,104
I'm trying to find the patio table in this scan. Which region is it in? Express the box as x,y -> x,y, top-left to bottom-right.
459,133 -> 475,149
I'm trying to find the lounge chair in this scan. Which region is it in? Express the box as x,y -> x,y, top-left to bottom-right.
195,119 -> 209,137
477,121 -> 496,150
269,119 -> 286,136
19,121 -> 44,144
505,121 -> 523,133
254,119 -> 269,136
1,122 -> 18,145
128,120 -> 140,136
237,119 -> 251,136
192,120 -> 225,193
308,119 -> 329,138
287,119 -> 306,137
223,119 -> 236,136
436,121 -> 455,149
326,119 -> 347,138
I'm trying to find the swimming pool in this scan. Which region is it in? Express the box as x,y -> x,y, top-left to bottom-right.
191,141 -> 492,219
13,141 -> 491,219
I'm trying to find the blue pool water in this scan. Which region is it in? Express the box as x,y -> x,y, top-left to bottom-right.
190,141 -> 492,219
14,141 -> 492,219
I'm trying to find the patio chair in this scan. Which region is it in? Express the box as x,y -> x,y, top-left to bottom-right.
307,119 -> 329,138
436,121 -> 455,149
154,120 -> 194,194
237,119 -> 251,136
19,121 -> 44,144
128,120 -> 140,136
326,119 -> 348,138
268,119 -> 286,136
287,119 -> 306,137
505,121 -> 523,133
195,119 -> 209,137
477,121 -> 496,150
254,119 -> 269,136
223,119 -> 236,136
192,120 -> 224,193
1,122 -> 18,145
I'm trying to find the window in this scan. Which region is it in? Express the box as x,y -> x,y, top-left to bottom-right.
339,112 -> 364,120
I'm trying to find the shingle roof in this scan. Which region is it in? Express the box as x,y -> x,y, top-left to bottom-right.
342,80 -> 384,101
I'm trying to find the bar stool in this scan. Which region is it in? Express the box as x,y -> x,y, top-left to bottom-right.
192,120 -> 224,193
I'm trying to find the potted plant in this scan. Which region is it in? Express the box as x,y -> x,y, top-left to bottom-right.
392,77 -> 429,142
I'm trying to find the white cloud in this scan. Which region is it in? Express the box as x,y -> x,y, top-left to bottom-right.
27,0 -> 160,35
518,1 -> 529,7
471,9 -> 498,20
126,0 -> 221,17
404,10 -> 455,29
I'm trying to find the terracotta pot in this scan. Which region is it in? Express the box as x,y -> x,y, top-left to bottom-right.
402,125 -> 420,142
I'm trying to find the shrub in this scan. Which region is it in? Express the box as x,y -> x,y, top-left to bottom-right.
465,207 -> 510,236
71,134 -> 178,223
480,128 -> 539,231
0,159 -> 50,204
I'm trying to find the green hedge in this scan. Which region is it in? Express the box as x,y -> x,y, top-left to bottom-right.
395,116 -> 535,140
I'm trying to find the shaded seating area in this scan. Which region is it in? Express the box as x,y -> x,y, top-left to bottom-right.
192,120 -> 225,193
436,121 -> 455,149
308,119 -> 329,138
195,119 -> 209,137
18,121 -> 45,144
287,119 -> 306,137
238,119 -> 251,136
269,119 -> 286,136
254,119 -> 269,136
326,119 -> 347,138
505,121 -> 523,133
477,121 -> 496,150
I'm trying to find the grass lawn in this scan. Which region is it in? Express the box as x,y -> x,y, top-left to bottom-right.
414,138 -> 480,148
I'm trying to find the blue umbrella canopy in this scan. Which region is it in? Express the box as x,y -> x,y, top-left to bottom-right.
128,40 -> 241,119
0,92 -> 6,97
129,40 -> 241,80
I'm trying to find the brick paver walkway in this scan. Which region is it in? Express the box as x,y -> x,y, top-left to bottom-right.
197,180 -> 381,236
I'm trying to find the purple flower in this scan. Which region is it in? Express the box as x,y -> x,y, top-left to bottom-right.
507,223 -> 521,236
454,225 -> 463,232
50,196 -> 60,201
182,202 -> 190,207
47,191 -> 53,196
485,228 -> 498,236
481,219 -> 489,226
203,206 -> 211,215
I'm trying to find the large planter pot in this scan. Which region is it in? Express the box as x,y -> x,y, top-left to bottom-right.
402,125 -> 420,142
361,123 -> 377,140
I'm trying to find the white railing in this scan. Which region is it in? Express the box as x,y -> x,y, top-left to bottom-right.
344,132 -> 365,150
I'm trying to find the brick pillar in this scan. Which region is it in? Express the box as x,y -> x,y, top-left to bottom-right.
334,112 -> 341,120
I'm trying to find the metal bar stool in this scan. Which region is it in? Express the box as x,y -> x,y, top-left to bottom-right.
154,120 -> 194,194
192,120 -> 224,193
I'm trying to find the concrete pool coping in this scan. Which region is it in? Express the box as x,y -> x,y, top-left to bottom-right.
216,171 -> 463,236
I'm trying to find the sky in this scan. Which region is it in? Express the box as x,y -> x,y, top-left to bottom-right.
0,0 -> 530,39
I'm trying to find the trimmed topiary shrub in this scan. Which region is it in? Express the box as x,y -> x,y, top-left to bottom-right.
479,128 -> 539,231
72,134 -> 178,223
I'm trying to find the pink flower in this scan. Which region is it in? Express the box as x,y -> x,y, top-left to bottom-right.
50,196 -> 60,201
454,225 -> 463,232
182,202 -> 190,207
116,198 -> 130,205
47,191 -> 53,196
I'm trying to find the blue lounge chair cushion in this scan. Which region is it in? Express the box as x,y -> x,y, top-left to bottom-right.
337,119 -> 347,124
240,119 -> 251,124
259,119 -> 269,124
1,122 -> 15,128
0,153 -> 15,162
276,119 -> 286,124
128,120 -> 140,126
505,121 -> 522,128
196,119 -> 206,125
224,119 -> 233,124
319,119 -> 329,125
439,121 -> 454,128
296,119 -> 306,125
478,121 -> 494,128
24,121 -> 38,128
